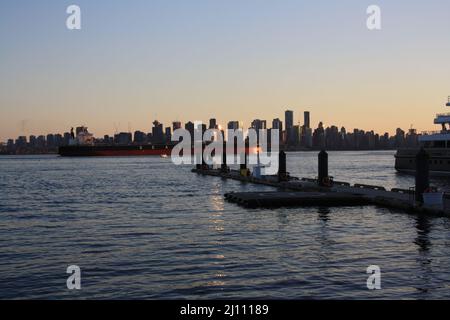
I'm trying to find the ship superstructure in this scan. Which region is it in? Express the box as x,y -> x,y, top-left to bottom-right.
395,97 -> 450,175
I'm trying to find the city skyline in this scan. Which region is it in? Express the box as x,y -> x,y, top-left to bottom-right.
1,109 -> 422,155
2,1 -> 450,141
0,109 -> 415,140
0,105 -> 445,144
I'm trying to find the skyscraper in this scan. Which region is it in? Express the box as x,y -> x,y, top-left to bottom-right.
272,118 -> 283,131
227,121 -> 241,130
285,110 -> 293,130
285,110 -> 294,145
165,127 -> 172,143
152,120 -> 164,144
304,111 -> 310,129
300,111 -> 311,148
251,119 -> 267,131
172,121 -> 182,131
185,121 -> 195,146
272,118 -> 283,144
209,118 -> 218,129
133,131 -> 147,144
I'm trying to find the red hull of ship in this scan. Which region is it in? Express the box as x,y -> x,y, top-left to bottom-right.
58,145 -> 173,157
59,145 -> 253,157
90,149 -> 172,156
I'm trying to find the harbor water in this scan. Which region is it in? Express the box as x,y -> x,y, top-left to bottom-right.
0,151 -> 450,299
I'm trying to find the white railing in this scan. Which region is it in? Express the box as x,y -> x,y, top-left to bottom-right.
436,113 -> 450,117
420,130 -> 442,135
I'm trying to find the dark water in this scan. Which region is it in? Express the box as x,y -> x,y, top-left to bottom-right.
0,151 -> 450,299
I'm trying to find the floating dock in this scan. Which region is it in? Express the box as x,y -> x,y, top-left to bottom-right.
224,191 -> 370,208
192,149 -> 450,216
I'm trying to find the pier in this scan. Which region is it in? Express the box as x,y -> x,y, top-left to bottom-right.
224,191 -> 370,208
192,150 -> 450,216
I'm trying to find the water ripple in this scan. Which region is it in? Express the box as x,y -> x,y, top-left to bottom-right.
0,152 -> 450,299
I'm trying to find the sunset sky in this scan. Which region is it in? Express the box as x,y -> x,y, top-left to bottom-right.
1,0 -> 450,141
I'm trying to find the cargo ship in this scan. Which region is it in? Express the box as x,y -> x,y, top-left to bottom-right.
58,126 -> 256,157
58,126 -> 174,157
395,97 -> 450,175
59,144 -> 174,157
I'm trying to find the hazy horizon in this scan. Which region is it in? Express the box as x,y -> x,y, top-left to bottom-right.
1,0 -> 450,141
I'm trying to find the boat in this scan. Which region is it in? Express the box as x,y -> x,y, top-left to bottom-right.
395,97 -> 450,175
58,126 -> 254,157
58,126 -> 174,157
59,144 -> 174,157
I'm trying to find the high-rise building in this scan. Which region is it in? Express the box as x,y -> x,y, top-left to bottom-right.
173,121 -> 182,131
303,127 -> 313,148
271,118 -> 283,145
285,110 -> 294,130
395,128 -> 405,147
115,132 -> 132,145
29,135 -> 37,148
285,110 -> 294,145
152,120 -> 164,144
185,121 -> 194,134
291,125 -> 300,145
300,112 -> 312,148
227,121 -> 241,130
133,131 -> 147,144
54,134 -> 63,147
165,127 -> 172,143
185,121 -> 195,145
36,136 -> 46,148
251,119 -> 267,131
7,139 -> 15,153
63,132 -> 71,146
15,136 -> 27,149
46,134 -> 55,148
197,123 -> 207,136
304,111 -> 310,129
209,118 -> 218,129
272,118 -> 283,131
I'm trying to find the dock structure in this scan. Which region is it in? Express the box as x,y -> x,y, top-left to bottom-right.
192,150 -> 450,216
224,191 -> 370,208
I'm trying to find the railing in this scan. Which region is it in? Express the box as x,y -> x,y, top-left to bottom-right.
420,130 -> 442,135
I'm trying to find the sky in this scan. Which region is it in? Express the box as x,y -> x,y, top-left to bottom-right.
1,0 -> 450,141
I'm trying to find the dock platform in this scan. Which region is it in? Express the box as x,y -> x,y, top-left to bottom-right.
192,168 -> 450,216
225,191 -> 370,208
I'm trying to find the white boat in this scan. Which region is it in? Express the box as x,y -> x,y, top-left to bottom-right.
395,97 -> 450,176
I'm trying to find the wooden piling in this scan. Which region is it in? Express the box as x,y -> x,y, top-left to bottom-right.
221,140 -> 228,173
278,151 -> 287,182
318,150 -> 328,186
415,148 -> 430,203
